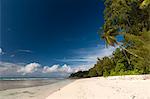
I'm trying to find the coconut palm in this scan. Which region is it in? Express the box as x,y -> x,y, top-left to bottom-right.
101,31 -> 118,47
101,31 -> 131,65
101,31 -> 144,65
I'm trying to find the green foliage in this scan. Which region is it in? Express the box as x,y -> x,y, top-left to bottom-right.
115,62 -> 125,72
69,71 -> 89,78
88,68 -> 98,77
103,70 -> 109,77
69,0 -> 150,78
103,0 -> 150,36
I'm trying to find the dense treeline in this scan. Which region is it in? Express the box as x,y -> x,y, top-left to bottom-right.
69,0 -> 150,78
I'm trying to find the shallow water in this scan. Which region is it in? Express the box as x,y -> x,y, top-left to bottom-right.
0,78 -> 65,91
0,79 -> 74,99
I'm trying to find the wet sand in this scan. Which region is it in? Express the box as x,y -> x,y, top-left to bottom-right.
0,79 -> 74,99
0,79 -> 61,91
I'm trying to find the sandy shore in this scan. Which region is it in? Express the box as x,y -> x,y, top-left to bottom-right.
0,79 -> 74,99
46,75 -> 150,99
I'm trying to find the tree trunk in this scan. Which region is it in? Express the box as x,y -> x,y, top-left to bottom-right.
117,43 -> 143,59
120,46 -> 131,65
122,47 -> 143,59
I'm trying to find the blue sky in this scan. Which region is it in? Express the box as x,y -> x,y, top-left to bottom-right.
0,0 -> 117,77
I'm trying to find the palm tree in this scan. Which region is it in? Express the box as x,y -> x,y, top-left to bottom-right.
101,31 -> 143,65
101,31 -> 131,65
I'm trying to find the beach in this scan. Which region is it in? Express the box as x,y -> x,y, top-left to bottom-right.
0,75 -> 150,99
46,75 -> 150,99
0,79 -> 74,99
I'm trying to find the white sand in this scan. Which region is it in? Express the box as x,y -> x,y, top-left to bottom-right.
0,80 -> 73,99
46,75 -> 150,99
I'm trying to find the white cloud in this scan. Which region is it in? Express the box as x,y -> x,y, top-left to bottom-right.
0,48 -> 4,55
0,62 -> 22,76
42,64 -> 73,73
0,48 -> 2,54
42,64 -> 90,74
59,64 -> 73,73
73,65 -> 91,72
17,63 -> 40,75
0,62 -> 83,77
43,64 -> 59,73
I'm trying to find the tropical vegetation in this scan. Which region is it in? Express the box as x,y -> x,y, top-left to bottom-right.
69,0 -> 150,78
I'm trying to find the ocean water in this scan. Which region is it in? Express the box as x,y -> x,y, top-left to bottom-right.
0,77 -> 66,91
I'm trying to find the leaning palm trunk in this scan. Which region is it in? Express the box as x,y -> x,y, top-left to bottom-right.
102,32 -> 143,66
120,45 -> 144,60
118,43 -> 143,65
120,46 -> 131,65
123,43 -> 144,60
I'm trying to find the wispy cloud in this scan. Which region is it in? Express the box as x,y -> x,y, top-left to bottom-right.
9,49 -> 32,57
56,46 -> 117,68
17,49 -> 32,53
0,48 -> 32,57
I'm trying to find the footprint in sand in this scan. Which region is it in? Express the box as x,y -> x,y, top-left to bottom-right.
130,95 -> 136,99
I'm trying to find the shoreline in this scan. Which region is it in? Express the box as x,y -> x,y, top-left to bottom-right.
46,75 -> 150,99
0,79 -> 66,91
1,75 -> 150,99
0,79 -> 75,99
